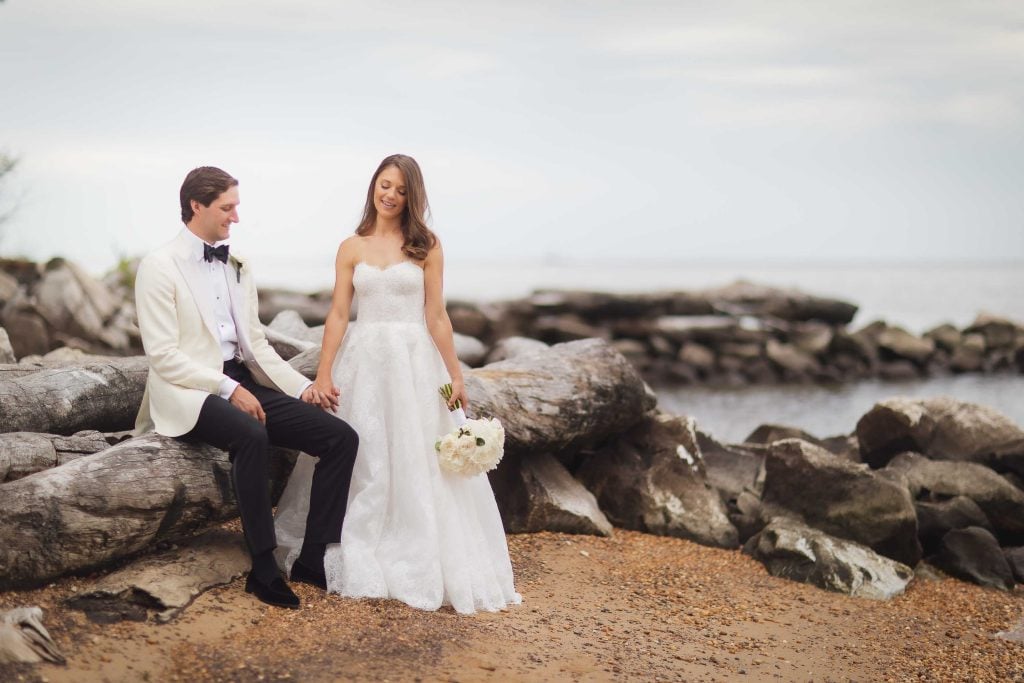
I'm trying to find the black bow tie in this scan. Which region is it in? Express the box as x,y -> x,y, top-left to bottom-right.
203,243 -> 230,264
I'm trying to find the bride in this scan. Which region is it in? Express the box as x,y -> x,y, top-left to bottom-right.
274,154 -> 521,614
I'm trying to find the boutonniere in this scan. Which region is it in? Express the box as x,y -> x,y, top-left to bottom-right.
229,255 -> 245,284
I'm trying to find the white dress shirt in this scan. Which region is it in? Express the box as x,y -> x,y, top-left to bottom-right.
182,230 -> 242,400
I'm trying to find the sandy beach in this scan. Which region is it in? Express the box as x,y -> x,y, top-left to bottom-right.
2,527 -> 1022,682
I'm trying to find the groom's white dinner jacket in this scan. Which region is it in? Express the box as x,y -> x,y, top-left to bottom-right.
134,229 -> 310,437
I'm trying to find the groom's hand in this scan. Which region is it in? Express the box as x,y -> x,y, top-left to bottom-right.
229,385 -> 266,425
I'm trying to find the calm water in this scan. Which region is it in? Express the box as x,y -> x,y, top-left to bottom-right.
655,374 -> 1024,443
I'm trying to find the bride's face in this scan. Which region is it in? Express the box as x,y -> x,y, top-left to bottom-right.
374,165 -> 407,220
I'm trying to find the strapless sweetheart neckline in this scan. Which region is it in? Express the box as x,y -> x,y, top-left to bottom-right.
354,260 -> 422,273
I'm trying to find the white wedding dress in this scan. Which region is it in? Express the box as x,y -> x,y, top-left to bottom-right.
274,261 -> 521,614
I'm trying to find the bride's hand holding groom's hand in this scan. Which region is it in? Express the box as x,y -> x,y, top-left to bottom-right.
303,376 -> 341,411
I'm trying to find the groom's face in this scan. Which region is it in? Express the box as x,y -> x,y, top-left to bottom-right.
192,186 -> 240,243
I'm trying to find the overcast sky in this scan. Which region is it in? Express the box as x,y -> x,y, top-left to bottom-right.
1,0 -> 1022,275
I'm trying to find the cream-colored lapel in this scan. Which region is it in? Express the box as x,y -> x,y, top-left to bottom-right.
171,233 -> 220,344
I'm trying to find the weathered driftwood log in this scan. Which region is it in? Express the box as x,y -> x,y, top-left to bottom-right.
0,364 -> 45,381
0,357 -> 148,435
0,433 -> 295,590
0,430 -> 111,482
466,338 -> 657,461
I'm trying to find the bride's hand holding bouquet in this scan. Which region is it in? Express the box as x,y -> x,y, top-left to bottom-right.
443,376 -> 469,413
435,383 -> 504,476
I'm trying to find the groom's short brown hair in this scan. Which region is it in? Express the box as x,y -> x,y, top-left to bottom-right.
180,166 -> 239,224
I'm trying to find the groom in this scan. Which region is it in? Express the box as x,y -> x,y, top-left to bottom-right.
134,166 -> 357,609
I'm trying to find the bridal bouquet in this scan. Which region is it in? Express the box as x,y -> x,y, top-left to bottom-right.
435,383 -> 505,476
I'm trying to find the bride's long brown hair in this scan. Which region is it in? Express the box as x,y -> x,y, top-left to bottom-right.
355,154 -> 437,261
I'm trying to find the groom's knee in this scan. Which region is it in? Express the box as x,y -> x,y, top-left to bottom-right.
331,421 -> 358,456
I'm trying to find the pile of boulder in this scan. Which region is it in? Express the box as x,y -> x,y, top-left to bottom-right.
2,257 -> 1020,387
262,282 -> 1024,386
0,257 -> 139,360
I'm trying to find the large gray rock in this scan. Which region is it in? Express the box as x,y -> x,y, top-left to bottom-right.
923,324 -> 961,352
257,289 -> 331,326
528,290 -> 668,319
788,322 -> 834,356
677,342 -> 716,371
654,315 -> 744,346
886,452 -> 1024,541
611,338 -> 650,369
33,258 -> 131,351
263,326 -> 316,361
0,270 -> 18,304
917,497 -> 987,557
743,424 -> 858,460
453,332 -> 487,367
934,526 -> 1015,591
687,428 -> 767,543
765,339 -> 820,376
0,430 -> 111,482
702,281 -> 858,325
964,312 -> 1022,351
856,397 -> 1024,472
876,327 -> 935,364
67,528 -> 249,623
489,453 -> 613,536
1,294 -> 50,358
484,336 -> 549,365
0,326 -> 14,364
744,517 -> 914,599
950,333 -> 986,372
915,496 -> 991,554
577,414 -> 738,549
532,314 -> 608,344
1003,546 -> 1024,584
693,429 -> 765,504
446,300 -> 493,340
267,309 -> 322,343
760,439 -> 920,566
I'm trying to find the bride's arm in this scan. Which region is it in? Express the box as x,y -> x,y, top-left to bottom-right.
423,240 -> 468,411
315,239 -> 357,399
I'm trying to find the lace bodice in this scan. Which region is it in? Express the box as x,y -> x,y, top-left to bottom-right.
352,261 -> 425,324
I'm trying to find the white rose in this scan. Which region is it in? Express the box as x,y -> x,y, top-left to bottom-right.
437,433 -> 463,472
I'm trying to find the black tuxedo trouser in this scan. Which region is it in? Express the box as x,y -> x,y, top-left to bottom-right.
179,360 -> 358,558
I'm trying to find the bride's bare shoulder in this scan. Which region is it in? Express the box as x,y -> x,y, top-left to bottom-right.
335,235 -> 365,267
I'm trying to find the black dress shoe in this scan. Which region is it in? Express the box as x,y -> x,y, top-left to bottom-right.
245,572 -> 300,609
290,560 -> 328,590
